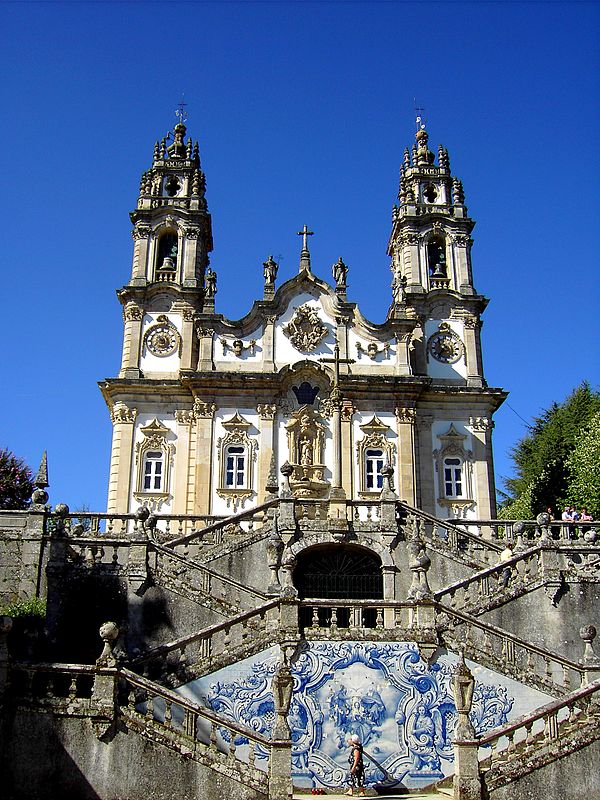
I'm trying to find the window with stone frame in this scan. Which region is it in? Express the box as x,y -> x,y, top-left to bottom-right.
433,424 -> 475,514
217,413 -> 257,509
134,419 -> 175,509
356,416 -> 395,495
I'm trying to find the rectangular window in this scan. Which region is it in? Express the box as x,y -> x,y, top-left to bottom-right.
143,451 -> 164,492
365,449 -> 385,490
225,446 -> 246,488
444,457 -> 463,497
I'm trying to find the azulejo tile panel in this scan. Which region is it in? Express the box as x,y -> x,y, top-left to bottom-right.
181,640 -> 517,790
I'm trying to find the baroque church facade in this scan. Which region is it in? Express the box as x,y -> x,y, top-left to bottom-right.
1,119 -> 599,800
102,119 -> 504,523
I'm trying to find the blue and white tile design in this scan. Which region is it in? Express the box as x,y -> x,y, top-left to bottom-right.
178,641 -> 551,790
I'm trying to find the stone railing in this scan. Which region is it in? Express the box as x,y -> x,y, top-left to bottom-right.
459,676 -> 600,794
298,598 -> 415,638
153,542 -> 268,615
438,606 -> 597,696
448,516 -> 599,546
434,547 -> 543,614
130,599 -> 281,684
9,661 -> 277,797
398,503 -> 504,568
165,500 -> 278,548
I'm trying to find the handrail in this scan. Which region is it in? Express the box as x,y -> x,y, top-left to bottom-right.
438,604 -> 599,675
460,676 -> 600,747
433,545 -> 542,600
165,499 -> 279,548
152,541 -> 269,601
398,502 -> 504,553
130,599 -> 280,665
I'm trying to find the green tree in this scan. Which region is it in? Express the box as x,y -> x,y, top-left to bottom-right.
565,410 -> 600,519
500,382 -> 600,519
0,448 -> 34,510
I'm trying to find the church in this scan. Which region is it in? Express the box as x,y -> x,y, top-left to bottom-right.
1,118 -> 599,800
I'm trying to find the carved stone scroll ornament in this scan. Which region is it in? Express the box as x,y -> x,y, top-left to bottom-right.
110,402 -> 137,425
283,304 -> 328,353
220,337 -> 257,357
356,340 -> 390,360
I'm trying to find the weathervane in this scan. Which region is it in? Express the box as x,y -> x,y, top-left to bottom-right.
414,98 -> 426,131
175,96 -> 188,125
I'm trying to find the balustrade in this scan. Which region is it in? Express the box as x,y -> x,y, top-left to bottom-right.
299,599 -> 411,637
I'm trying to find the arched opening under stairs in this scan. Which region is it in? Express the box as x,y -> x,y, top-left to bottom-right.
294,545 -> 383,631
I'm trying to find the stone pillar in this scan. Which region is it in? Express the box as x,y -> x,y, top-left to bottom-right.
269,659 -> 294,800
173,410 -> 194,515
580,625 -> 600,687
328,389 -> 347,528
120,302 -> 144,379
452,653 -> 481,800
469,416 -> 496,519
415,414 -> 435,513
107,403 -> 137,514
395,406 -> 417,505
257,404 -> 278,505
192,399 -> 216,516
452,234 -> 473,292
463,316 -> 484,388
179,307 -> 196,371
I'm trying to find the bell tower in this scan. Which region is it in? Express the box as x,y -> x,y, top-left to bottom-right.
116,117 -> 213,379
388,122 -> 487,388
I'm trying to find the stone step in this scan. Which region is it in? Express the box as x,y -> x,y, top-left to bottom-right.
292,792 -> 445,799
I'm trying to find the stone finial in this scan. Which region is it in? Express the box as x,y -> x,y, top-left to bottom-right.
280,553 -> 298,599
297,225 -> 314,272
452,177 -> 465,205
452,649 -> 475,738
30,451 -> 50,507
96,622 -> 119,667
266,454 -> 279,496
272,659 -> 294,738
406,540 -> 432,601
266,523 -> 284,594
580,625 -> 598,665
280,461 -> 294,497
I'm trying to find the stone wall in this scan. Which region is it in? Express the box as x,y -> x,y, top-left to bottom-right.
5,709 -> 265,800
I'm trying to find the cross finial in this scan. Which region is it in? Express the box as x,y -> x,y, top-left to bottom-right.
175,96 -> 188,125
297,224 -> 314,252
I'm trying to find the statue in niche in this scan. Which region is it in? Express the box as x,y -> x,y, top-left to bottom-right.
285,407 -> 328,497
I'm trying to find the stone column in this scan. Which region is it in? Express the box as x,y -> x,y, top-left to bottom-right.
257,404 -> 278,505
415,414 -> 435,513
463,316 -> 484,388
395,406 -> 417,505
192,399 -> 216,516
107,403 -> 137,514
469,417 -> 496,520
173,410 -> 194,515
120,303 -> 144,379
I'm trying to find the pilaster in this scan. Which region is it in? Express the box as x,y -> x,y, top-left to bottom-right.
463,315 -> 484,388
130,224 -> 150,285
107,403 -> 137,514
173,409 -> 194,514
469,416 -> 496,518
179,307 -> 196,371
263,315 -> 276,370
416,413 -> 434,512
192,399 -> 216,515
257,404 -> 278,504
395,405 -> 417,505
394,331 -> 412,376
196,326 -> 214,371
120,303 -> 144,378
182,226 -> 200,287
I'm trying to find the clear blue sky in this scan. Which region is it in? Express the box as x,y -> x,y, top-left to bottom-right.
1,1 -> 598,512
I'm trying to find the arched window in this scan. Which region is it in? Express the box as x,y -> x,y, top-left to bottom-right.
443,456 -> 463,497
143,450 -> 164,492
365,448 -> 385,491
155,232 -> 178,282
427,236 -> 448,287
